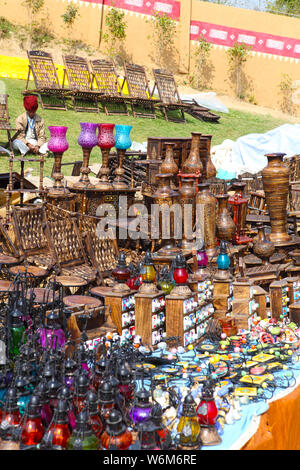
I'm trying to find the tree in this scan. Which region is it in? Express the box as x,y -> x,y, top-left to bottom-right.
226,42 -> 252,99
193,35 -> 213,90
267,0 -> 300,15
146,12 -> 177,67
102,6 -> 127,62
61,2 -> 80,54
22,0 -> 45,48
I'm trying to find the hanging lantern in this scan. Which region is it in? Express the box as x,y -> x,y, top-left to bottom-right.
98,382 -> 115,421
34,380 -> 53,428
0,387 -> 22,442
129,386 -> 153,425
86,390 -> 103,439
66,410 -> 100,450
20,395 -> 45,448
151,403 -> 172,450
63,357 -> 77,390
176,393 -> 201,450
73,373 -> 89,415
196,380 -> 222,446
41,399 -> 71,450
9,304 -> 26,358
101,409 -> 132,450
37,310 -> 66,351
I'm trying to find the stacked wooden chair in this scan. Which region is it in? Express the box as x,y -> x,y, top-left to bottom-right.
24,50 -> 68,110
122,63 -> 158,119
90,59 -> 129,116
11,205 -> 54,271
44,203 -> 97,283
62,55 -> 103,112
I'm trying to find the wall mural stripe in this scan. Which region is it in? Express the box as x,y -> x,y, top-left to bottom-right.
79,0 -> 181,20
190,20 -> 300,60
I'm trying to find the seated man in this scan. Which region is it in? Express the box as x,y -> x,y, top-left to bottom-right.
13,95 -> 48,157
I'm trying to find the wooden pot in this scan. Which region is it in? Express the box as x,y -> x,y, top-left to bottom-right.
216,194 -> 236,242
262,153 -> 291,243
196,182 -> 217,256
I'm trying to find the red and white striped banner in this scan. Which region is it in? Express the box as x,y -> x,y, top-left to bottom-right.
80,0 -> 180,20
190,20 -> 300,59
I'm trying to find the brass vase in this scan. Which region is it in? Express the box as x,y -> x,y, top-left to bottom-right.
160,142 -> 178,176
152,173 -> 180,256
196,182 -> 217,256
262,153 -> 291,243
200,135 -> 216,179
182,132 -> 203,175
253,223 -> 275,265
216,194 -> 236,242
180,178 -> 196,250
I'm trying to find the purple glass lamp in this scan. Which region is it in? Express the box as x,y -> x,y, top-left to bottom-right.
48,126 -> 69,194
129,386 -> 153,425
95,123 -> 115,190
74,122 -> 99,189
193,242 -> 210,281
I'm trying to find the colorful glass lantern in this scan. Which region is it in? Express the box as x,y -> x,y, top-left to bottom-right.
215,240 -> 232,281
129,386 -> 153,424
177,393 -> 201,450
9,305 -> 26,359
63,357 -> 77,390
86,390 -> 103,439
20,395 -> 45,448
111,251 -> 131,293
139,251 -> 158,295
95,123 -> 115,189
151,403 -> 172,450
0,387 -> 22,441
113,124 -> 132,189
98,382 -> 115,421
193,243 -> 210,281
170,253 -> 192,297
34,380 -> 52,428
48,126 -> 69,194
42,399 -> 71,450
196,380 -> 222,446
101,409 -> 133,450
136,418 -> 160,450
74,122 -> 98,189
38,310 -> 66,351
117,364 -> 134,406
73,373 -> 89,415
228,181 -> 252,245
15,375 -> 31,416
66,410 -> 100,450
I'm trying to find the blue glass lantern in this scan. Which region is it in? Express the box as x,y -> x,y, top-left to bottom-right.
216,240 -> 231,280
113,125 -> 132,189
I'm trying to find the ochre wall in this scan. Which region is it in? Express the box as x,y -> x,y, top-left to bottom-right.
0,0 -> 299,113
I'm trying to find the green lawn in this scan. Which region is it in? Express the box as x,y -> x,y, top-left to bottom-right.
0,77 -> 292,178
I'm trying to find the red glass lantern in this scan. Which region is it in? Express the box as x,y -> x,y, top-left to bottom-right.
112,251 -> 131,293
228,182 -> 252,245
170,253 -> 192,297
86,391 -> 103,439
1,388 -> 22,441
20,395 -> 44,448
45,399 -> 71,449
98,382 -> 114,421
101,409 -> 132,450
73,373 -> 89,415
196,380 -> 221,446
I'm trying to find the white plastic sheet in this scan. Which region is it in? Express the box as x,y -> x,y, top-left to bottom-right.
180,92 -> 229,114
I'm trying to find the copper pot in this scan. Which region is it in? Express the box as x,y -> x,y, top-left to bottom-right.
216,194 -> 236,242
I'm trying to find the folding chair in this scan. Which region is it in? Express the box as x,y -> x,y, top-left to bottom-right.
90,59 -> 129,116
152,68 -> 187,123
122,63 -> 159,119
62,55 -> 103,112
24,50 -> 68,110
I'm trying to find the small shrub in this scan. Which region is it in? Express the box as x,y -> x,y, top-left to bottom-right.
0,17 -> 15,39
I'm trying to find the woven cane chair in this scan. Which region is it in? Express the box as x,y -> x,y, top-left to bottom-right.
11,205 -> 54,270
62,55 -> 103,112
24,50 -> 68,110
44,204 -> 97,283
152,69 -> 187,123
77,214 -> 119,280
122,63 -> 159,119
90,59 -> 129,116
